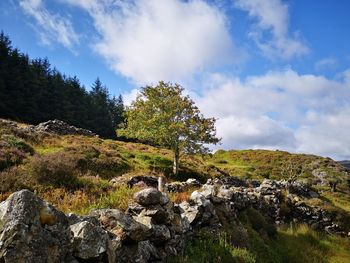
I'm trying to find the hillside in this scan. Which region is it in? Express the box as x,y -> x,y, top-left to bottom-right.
1,118 -> 349,212
1,118 -> 350,262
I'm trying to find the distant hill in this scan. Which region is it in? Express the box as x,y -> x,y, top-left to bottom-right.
338,160 -> 350,170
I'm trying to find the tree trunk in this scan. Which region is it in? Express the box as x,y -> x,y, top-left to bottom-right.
173,148 -> 180,176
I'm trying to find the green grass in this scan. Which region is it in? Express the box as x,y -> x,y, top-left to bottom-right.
172,223 -> 350,263
170,233 -> 256,263
323,190 -> 350,213
79,184 -> 139,214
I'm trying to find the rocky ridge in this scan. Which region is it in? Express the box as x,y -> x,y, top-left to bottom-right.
0,177 -> 348,262
30,119 -> 97,137
0,118 -> 97,138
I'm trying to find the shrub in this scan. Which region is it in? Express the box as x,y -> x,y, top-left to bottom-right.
4,135 -> 34,155
0,167 -> 27,192
0,136 -> 32,171
27,153 -> 80,189
170,191 -> 191,204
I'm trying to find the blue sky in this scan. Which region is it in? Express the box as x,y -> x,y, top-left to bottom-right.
1,0 -> 350,159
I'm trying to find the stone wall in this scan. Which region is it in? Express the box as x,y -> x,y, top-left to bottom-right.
0,178 -> 348,262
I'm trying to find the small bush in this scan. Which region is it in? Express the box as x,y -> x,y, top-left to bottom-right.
28,153 -> 80,189
170,191 -> 191,204
4,135 -> 34,155
0,167 -> 27,192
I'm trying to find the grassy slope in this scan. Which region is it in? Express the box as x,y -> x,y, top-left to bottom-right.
1,119 -> 350,262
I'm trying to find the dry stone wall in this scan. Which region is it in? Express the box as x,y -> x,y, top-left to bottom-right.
0,177 -> 348,262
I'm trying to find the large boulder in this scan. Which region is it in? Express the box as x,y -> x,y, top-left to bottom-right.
134,188 -> 169,206
0,190 -> 71,263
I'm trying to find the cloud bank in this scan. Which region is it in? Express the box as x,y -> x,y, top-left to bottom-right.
195,69 -> 350,159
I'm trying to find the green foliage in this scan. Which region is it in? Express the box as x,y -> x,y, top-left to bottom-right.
4,135 -> 34,155
118,81 -> 220,175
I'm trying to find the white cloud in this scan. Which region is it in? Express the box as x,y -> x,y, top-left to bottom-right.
123,88 -> 139,106
19,0 -> 79,49
314,58 -> 337,71
297,108 -> 350,159
216,116 -> 296,150
63,0 -> 237,84
195,69 -> 350,159
234,0 -> 309,59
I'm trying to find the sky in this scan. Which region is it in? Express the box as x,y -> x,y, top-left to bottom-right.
1,0 -> 350,160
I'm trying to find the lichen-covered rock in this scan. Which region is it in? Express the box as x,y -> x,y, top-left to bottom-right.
115,240 -> 159,263
70,220 -> 110,260
0,190 -> 71,263
90,209 -> 150,243
134,188 -> 168,206
165,178 -> 202,193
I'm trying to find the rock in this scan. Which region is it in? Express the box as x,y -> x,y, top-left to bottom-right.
34,119 -> 96,137
109,176 -> 129,186
165,182 -> 186,193
127,176 -> 159,188
220,176 -> 248,187
179,201 -> 201,225
312,169 -> 328,185
90,209 -> 149,243
200,184 -> 216,199
70,221 -> 110,260
288,181 -> 320,199
185,178 -> 202,187
165,178 -> 202,193
116,240 -> 159,263
134,188 -> 168,206
0,190 -> 71,263
217,186 -> 234,200
134,215 -> 171,242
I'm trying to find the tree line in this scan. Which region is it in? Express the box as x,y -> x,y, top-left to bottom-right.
0,32 -> 124,138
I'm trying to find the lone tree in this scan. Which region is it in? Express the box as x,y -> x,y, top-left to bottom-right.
118,81 -> 220,176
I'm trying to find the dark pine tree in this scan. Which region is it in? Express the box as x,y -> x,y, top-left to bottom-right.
0,31 -> 125,139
